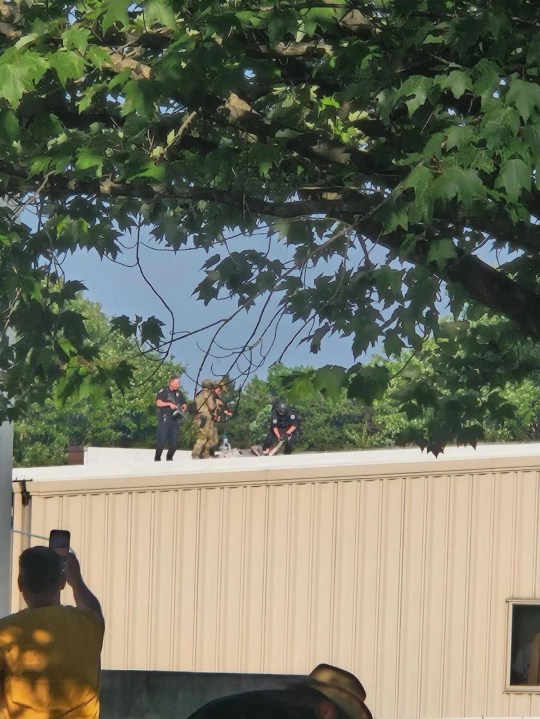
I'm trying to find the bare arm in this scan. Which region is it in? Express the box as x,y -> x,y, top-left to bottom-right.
65,552 -> 105,633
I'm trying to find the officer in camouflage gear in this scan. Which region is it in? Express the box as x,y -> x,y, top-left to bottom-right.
192,379 -> 219,459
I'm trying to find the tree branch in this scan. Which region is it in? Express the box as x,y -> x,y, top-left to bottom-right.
9,162 -> 540,340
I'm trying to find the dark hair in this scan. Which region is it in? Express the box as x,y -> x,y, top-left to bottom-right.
19,546 -> 63,594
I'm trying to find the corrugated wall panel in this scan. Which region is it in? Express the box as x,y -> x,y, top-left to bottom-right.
486,472 -> 515,718
531,469 -> 540,718
195,486 -> 222,670
398,475 -> 427,719
217,485 -> 246,672
13,461 -> 540,719
513,471 -> 538,595
239,484 -> 268,672
129,491 -> 156,668
442,473 -> 472,718
353,475 -> 382,702
286,482 -> 315,672
332,479 -> 361,672
308,481 -> 339,669
79,493 -> 109,616
422,474 -> 451,717
32,495 -> 63,541
105,492 -> 131,668
263,483 -> 293,671
510,470 -> 540,719
375,477 -> 405,719
174,487 -> 200,670
149,490 -> 179,670
465,472 -> 496,716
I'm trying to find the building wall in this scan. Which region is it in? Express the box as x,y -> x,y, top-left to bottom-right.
11,455 -> 540,719
99,669 -> 300,719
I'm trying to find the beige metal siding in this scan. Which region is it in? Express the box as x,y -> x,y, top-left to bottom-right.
11,457 -> 540,718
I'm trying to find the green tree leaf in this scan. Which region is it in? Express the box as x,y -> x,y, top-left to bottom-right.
61,26 -> 91,53
140,316 -> 165,347
102,0 -> 131,35
430,167 -> 484,210
506,78 -> 540,123
0,110 -> 19,143
144,0 -> 176,29
49,50 -> 86,87
0,51 -> 48,106
348,366 -> 390,405
87,46 -> 111,69
437,70 -> 472,99
495,159 -> 532,200
76,148 -> 104,175
314,365 -> 347,399
398,76 -> 433,116
427,239 -> 457,267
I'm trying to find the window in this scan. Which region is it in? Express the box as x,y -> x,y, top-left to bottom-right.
508,600 -> 540,689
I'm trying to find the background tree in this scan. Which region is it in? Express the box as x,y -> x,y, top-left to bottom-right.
17,320 -> 540,465
228,364 -> 393,452
14,297 -> 186,466
483,380 -> 540,443
360,319 -> 540,453
2,1 -> 540,449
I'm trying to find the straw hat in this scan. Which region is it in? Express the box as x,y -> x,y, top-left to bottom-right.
305,664 -> 372,719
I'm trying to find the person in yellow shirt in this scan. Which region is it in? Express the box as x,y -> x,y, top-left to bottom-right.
0,546 -> 105,719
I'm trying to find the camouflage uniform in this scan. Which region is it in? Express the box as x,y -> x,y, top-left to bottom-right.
192,380 -> 218,459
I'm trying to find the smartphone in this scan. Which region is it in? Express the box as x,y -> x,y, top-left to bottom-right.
49,529 -> 71,566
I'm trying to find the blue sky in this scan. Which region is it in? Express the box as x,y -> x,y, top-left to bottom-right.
61,241 -> 361,395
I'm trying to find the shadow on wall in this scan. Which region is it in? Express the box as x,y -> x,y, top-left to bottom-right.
101,670 -> 301,719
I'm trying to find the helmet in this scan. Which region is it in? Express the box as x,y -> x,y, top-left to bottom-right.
275,400 -> 288,415
202,379 -> 215,389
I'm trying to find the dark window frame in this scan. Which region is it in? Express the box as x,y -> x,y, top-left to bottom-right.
507,599 -> 540,692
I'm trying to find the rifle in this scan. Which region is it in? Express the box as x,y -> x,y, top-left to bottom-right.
213,398 -> 235,423
268,438 -> 286,456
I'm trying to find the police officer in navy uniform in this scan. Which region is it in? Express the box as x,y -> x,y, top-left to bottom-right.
155,375 -> 187,461
262,399 -> 299,455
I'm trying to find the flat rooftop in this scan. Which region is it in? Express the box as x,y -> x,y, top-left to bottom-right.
12,442 -> 540,483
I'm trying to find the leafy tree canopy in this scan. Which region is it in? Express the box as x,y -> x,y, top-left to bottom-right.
2,0 -> 540,450
14,297 -> 185,466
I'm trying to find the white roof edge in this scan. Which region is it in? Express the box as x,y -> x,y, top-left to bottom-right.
11,442 -> 540,483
